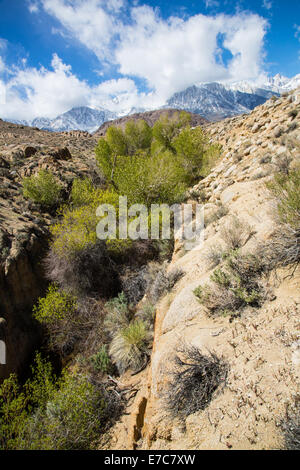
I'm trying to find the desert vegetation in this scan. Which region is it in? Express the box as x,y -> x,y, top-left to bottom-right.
0,112 -> 223,450
22,169 -> 63,209
0,353 -> 122,450
163,344 -> 228,421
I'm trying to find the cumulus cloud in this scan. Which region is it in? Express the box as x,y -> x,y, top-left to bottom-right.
39,1 -> 267,99
1,54 -> 89,120
0,54 -> 150,120
0,1 -> 268,119
116,8 -> 267,100
41,0 -> 122,62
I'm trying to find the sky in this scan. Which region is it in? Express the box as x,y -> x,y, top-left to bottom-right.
0,0 -> 299,121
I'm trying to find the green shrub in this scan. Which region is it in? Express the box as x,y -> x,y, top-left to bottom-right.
0,353 -> 111,450
51,188 -> 128,257
95,113 -> 218,208
210,268 -> 232,288
193,251 -> 265,317
124,119 -> 152,156
22,169 -> 62,208
136,302 -> 156,327
37,372 -> 105,450
262,168 -> 300,271
33,284 -> 77,325
0,374 -> 29,449
172,126 -> 208,183
200,143 -> 222,178
95,138 -> 114,181
268,168 -> 300,229
90,345 -> 111,374
70,177 -> 102,207
113,149 -> 186,206
0,353 -> 56,449
109,320 -> 152,374
152,111 -> 191,153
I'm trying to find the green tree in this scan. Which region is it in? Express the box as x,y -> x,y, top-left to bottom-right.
173,126 -> 208,183
114,150 -> 186,206
124,119 -> 152,155
152,111 -> 191,154
95,139 -> 114,181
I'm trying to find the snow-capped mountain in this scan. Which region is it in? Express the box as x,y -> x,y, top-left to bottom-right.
14,106 -> 117,133
226,73 -> 300,97
5,74 -> 300,130
166,83 -> 268,121
263,73 -> 300,93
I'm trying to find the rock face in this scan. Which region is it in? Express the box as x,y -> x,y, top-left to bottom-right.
0,120 -> 99,380
104,89 -> 300,450
0,229 -> 49,380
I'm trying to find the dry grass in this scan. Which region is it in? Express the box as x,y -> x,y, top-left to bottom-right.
281,405 -> 300,450
257,225 -> 300,273
109,320 -> 152,374
45,296 -> 106,357
204,244 -> 224,268
220,216 -> 253,250
149,263 -> 184,304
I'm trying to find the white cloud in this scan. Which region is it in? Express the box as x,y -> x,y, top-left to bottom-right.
0,2 -> 268,120
0,54 -> 150,120
0,57 -> 4,73
116,9 -> 267,101
205,0 -> 220,8
1,54 -> 89,120
39,1 -> 267,101
294,24 -> 300,60
41,0 -> 122,62
28,1 -> 39,13
262,0 -> 272,10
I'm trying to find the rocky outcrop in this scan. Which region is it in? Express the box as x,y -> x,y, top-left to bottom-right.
0,227 -> 49,380
0,120 -> 99,380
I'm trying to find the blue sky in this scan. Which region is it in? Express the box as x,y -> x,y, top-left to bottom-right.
0,0 -> 299,120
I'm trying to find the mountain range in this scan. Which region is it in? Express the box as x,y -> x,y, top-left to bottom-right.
5,73 -> 300,133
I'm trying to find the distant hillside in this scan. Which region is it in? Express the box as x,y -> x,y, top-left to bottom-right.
94,108 -> 207,137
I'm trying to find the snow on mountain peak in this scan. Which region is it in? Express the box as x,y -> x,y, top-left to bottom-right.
4,74 -> 300,131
